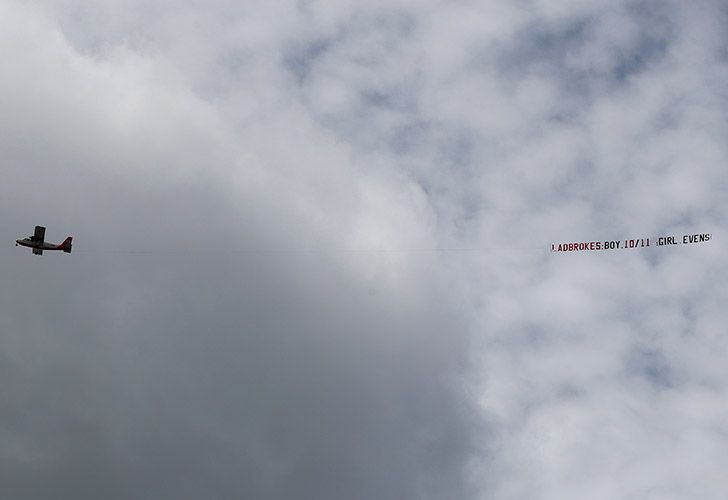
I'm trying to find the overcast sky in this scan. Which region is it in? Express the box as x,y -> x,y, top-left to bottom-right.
1,1 -> 727,499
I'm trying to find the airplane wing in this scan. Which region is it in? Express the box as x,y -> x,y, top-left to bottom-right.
34,226 -> 46,242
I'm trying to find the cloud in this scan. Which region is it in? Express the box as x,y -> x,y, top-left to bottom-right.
1,0 -> 727,499
0,2 -> 478,499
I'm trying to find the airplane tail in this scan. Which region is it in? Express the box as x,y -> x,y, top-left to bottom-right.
58,236 -> 73,253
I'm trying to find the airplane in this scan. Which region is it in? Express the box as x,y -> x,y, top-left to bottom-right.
16,226 -> 72,255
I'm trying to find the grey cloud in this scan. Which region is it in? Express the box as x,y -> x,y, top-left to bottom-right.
1,3 -> 477,499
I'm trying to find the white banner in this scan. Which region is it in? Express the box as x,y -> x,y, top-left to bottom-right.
551,233 -> 712,252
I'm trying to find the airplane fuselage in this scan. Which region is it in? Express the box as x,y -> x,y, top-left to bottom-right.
16,238 -> 65,250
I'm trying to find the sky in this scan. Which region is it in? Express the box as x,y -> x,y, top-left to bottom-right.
1,0 -> 727,498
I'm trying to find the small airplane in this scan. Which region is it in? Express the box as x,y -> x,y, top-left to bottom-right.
16,226 -> 72,255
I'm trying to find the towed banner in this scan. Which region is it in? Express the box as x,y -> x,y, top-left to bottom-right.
551,233 -> 712,253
